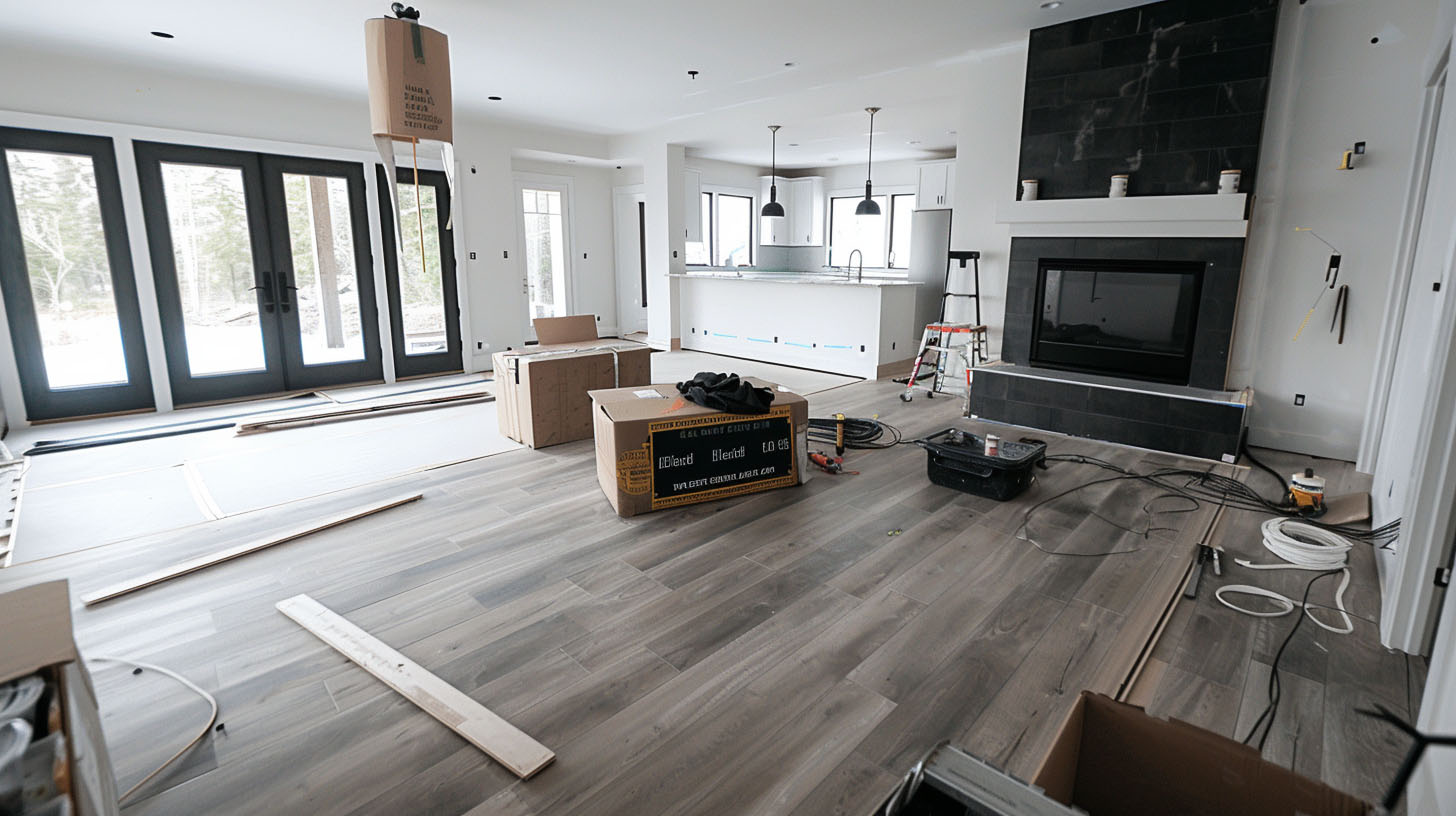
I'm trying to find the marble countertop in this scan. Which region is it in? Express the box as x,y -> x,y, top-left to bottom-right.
670,270 -> 920,287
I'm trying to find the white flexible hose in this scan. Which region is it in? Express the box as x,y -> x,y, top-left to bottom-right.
1214,518 -> 1355,634
87,656 -> 219,803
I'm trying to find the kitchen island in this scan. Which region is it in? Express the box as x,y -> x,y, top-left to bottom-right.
671,270 -> 933,379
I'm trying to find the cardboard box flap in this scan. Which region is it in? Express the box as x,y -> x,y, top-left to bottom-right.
533,314 -> 599,345
0,580 -> 77,684
497,339 -> 645,361
1037,693 -> 1369,816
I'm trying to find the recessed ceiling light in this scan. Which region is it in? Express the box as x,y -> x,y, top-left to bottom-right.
827,156 -> 839,162
948,130 -> 958,135
567,159 -> 577,163
908,140 -> 922,145
1040,0 -> 1062,8
487,95 -> 502,101
784,61 -> 797,68
788,143 -> 799,147
150,30 -> 174,39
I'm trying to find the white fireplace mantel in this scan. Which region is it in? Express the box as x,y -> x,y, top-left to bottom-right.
994,193 -> 1249,239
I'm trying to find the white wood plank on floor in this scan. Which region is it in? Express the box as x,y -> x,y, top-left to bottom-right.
276,593 -> 555,779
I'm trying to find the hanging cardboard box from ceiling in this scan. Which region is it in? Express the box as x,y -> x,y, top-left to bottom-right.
589,379 -> 810,518
365,16 -> 453,144
494,316 -> 653,449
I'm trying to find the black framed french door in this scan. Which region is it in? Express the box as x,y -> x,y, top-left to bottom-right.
0,127 -> 154,421
135,142 -> 382,405
376,166 -> 461,378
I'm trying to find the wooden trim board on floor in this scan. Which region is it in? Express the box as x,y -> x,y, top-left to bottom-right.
234,389 -> 493,435
276,594 -> 555,779
80,493 -> 424,604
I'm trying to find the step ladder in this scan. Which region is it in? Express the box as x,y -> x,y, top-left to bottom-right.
900,251 -> 989,402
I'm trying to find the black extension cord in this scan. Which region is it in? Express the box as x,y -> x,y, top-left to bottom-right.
806,417 -> 907,449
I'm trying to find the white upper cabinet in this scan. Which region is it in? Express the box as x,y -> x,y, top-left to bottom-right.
684,168 -> 702,242
788,178 -> 824,246
917,160 -> 955,210
759,175 -> 825,247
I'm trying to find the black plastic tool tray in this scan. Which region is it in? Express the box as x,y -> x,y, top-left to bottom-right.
916,429 -> 1045,501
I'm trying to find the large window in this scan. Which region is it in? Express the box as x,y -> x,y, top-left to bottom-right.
828,192 -> 916,269
686,190 -> 753,267
521,187 -> 569,320
715,194 -> 753,267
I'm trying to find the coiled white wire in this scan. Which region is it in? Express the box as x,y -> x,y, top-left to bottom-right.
87,656 -> 219,803
1214,518 -> 1355,634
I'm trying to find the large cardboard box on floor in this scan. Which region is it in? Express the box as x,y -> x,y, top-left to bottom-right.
1033,692 -> 1370,815
589,379 -> 810,517
0,581 -> 120,816
493,316 -> 651,449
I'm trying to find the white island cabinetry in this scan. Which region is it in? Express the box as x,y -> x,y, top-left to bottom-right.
674,272 -> 921,379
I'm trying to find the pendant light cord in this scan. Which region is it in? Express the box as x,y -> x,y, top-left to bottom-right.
866,109 -> 875,185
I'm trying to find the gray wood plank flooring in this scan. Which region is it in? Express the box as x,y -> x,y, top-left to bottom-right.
0,379 -> 1417,814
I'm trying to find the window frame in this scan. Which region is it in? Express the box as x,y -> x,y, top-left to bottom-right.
825,184 -> 917,274
0,127 -> 156,420
713,191 -> 754,268
686,183 -> 757,268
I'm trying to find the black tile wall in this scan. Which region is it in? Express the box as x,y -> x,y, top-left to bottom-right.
969,370 -> 1245,462
1018,0 -> 1279,200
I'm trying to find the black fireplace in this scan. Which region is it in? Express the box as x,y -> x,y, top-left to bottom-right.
1030,258 -> 1203,385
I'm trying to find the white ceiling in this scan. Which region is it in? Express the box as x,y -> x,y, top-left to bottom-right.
3,0 -> 1148,168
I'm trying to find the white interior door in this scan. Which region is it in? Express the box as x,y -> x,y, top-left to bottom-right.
514,175 -> 574,338
613,186 -> 647,333
1374,60 -> 1455,655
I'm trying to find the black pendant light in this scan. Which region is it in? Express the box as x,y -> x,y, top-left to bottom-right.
855,107 -> 882,216
762,125 -> 786,218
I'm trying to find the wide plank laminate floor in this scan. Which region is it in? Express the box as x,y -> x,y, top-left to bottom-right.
0,378 -> 1413,815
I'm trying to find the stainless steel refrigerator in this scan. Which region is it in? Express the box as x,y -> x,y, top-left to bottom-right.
907,208 -> 952,333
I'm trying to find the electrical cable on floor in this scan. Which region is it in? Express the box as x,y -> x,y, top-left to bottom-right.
1214,518 -> 1355,635
87,656 -> 219,803
1241,569 -> 1345,751
1040,454 -> 1401,549
1240,442 -> 1291,498
806,417 -> 906,449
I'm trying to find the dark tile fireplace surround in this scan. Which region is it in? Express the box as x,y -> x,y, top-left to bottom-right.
967,0 -> 1272,461
968,237 -> 1249,462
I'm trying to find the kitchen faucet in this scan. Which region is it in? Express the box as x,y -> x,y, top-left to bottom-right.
847,249 -> 864,282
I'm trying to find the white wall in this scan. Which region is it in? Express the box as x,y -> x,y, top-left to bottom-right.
1230,0 -> 1439,461
687,155 -> 764,191
950,45 -> 1028,358
0,40 -> 618,394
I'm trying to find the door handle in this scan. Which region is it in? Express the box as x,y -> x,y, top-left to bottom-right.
279,275 -> 297,314
250,273 -> 276,314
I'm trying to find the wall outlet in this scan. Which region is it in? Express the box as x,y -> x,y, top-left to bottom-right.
1294,393 -> 1306,406
469,251 -> 477,260
476,341 -> 488,351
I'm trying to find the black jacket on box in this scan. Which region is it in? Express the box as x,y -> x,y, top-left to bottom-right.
676,372 -> 775,415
